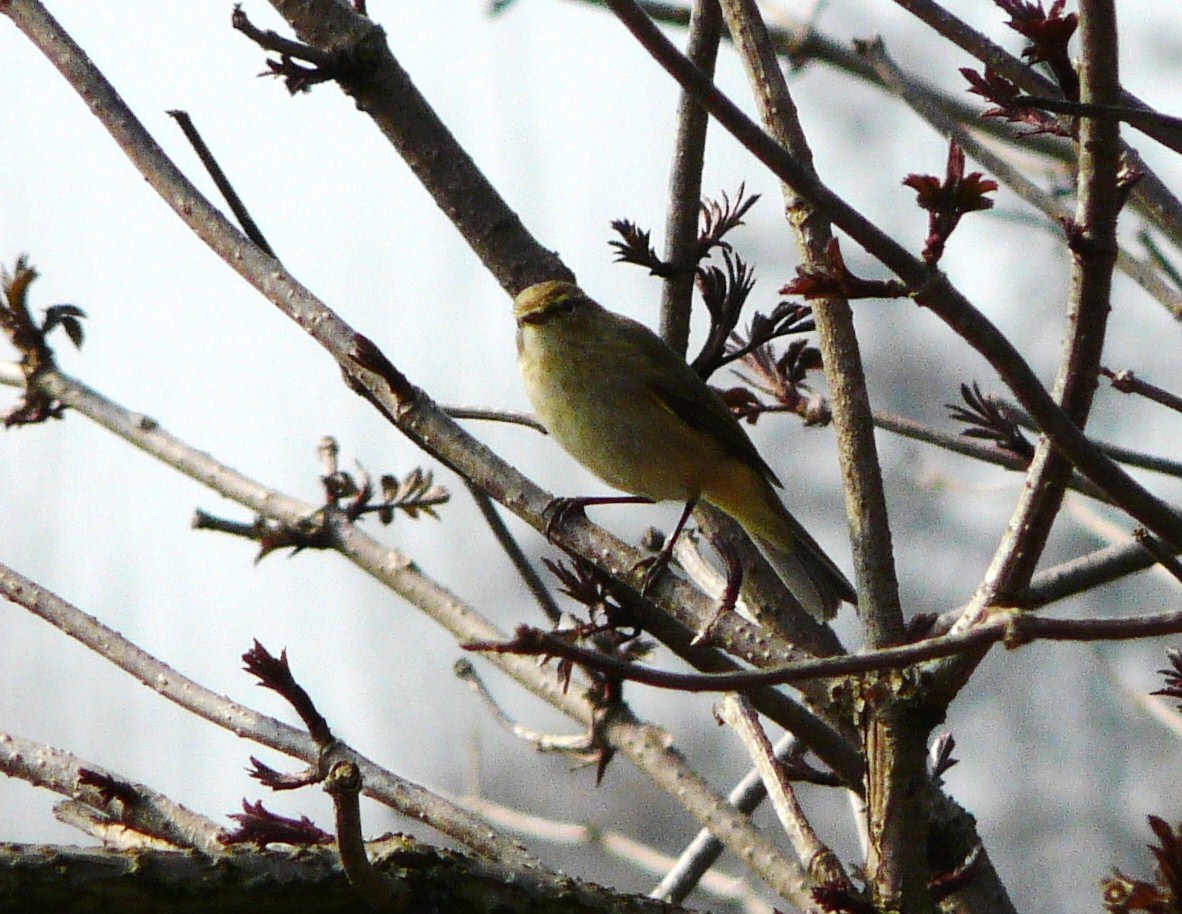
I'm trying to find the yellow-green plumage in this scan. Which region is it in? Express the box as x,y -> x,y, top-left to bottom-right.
514,280 -> 854,619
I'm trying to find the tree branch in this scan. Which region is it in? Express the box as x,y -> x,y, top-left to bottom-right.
471,605 -> 1182,692
887,0 -> 1182,249
658,0 -> 720,353
718,694 -> 850,889
976,0 -> 1122,607
0,732 -> 226,854
0,561 -> 539,868
257,1 -> 569,293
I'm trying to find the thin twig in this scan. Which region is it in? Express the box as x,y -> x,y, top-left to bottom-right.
1134,528 -> 1182,585
1139,229 -> 1182,292
466,483 -> 563,624
991,395 -> 1182,479
872,409 -> 1108,502
469,605 -> 1182,692
1015,537 -> 1166,609
917,533 -> 1180,639
166,110 -> 275,257
1102,367 -> 1182,415
1015,96 -> 1182,154
231,5 -> 342,69
456,791 -> 767,911
52,800 -> 182,851
453,659 -> 592,753
670,528 -> 756,624
596,703 -> 817,908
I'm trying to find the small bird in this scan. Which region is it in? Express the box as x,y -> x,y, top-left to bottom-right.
513,280 -> 854,620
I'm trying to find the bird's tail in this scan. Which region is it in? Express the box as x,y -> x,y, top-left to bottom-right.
705,466 -> 854,620
750,530 -> 853,621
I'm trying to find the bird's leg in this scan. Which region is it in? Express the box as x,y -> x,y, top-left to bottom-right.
637,497 -> 698,596
690,540 -> 745,645
543,494 -> 652,540
542,493 -> 695,598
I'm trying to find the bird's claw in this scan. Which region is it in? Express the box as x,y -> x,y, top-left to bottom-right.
542,497 -> 588,541
633,551 -> 671,598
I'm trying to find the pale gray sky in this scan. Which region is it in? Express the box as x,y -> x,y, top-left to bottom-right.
3,3 -> 1182,910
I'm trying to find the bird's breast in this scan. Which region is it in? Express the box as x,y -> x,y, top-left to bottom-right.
518,327 -> 724,501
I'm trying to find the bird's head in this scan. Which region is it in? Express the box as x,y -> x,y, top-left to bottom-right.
513,281 -> 596,329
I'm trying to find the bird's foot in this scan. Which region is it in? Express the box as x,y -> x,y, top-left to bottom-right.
541,494 -> 652,541
633,543 -> 674,598
633,498 -> 697,598
542,497 -> 589,541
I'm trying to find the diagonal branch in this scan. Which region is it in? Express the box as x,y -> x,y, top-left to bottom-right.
718,694 -> 850,889
256,3 -> 568,294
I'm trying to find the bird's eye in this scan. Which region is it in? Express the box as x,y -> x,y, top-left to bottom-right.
554,296 -> 576,314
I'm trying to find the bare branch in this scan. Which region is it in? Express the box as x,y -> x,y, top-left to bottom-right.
964,0 -> 1123,634
467,484 -> 563,624
469,606 -> 1182,693
659,0 -> 722,354
717,695 -> 850,889
0,732 -> 225,854
0,561 -> 538,867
